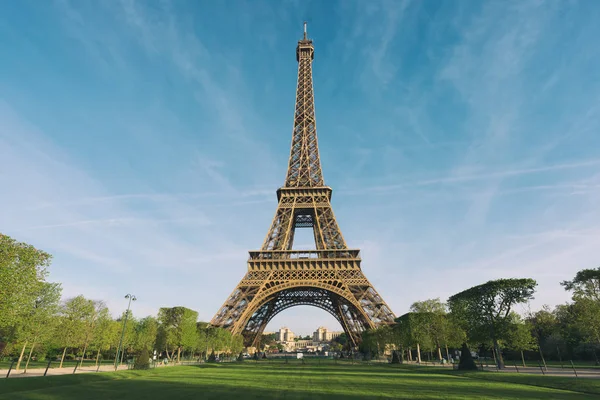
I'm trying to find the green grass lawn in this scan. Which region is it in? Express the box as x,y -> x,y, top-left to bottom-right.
1,361 -> 599,399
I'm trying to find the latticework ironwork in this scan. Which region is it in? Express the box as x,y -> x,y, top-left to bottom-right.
211,24 -> 395,348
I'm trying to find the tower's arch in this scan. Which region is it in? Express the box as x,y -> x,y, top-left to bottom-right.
232,284 -> 374,347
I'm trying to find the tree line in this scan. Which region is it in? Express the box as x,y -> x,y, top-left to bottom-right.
0,234 -> 243,371
3,233 -> 599,370
360,271 -> 600,369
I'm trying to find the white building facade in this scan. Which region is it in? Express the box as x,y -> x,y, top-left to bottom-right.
313,327 -> 343,342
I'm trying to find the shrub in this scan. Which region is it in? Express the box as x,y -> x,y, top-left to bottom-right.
134,348 -> 150,370
237,352 -> 244,362
207,351 -> 217,363
391,350 -> 401,364
458,343 -> 478,370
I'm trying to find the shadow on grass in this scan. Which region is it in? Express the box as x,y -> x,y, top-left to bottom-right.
385,364 -> 600,396
0,364 -> 595,400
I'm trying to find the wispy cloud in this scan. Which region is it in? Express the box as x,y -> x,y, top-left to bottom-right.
338,159 -> 600,195
2,0 -> 599,334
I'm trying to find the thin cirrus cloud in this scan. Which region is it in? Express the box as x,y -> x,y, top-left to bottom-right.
1,0 -> 599,335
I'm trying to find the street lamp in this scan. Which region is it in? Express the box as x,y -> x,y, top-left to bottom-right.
114,294 -> 136,370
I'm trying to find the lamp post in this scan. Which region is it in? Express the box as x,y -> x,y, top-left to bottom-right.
114,294 -> 136,370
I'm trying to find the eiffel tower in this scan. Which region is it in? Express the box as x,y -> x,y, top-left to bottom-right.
211,23 -> 396,348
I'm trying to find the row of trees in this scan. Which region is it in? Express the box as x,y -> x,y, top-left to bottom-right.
3,232 -> 598,371
361,269 -> 600,369
0,234 -> 243,370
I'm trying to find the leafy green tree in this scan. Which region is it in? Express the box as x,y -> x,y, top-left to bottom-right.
211,327 -> 232,356
330,342 -> 343,354
562,268 -> 600,348
157,307 -> 198,362
570,299 -> 600,345
360,329 -> 380,356
526,305 -> 558,366
394,312 -> 434,363
561,267 -> 600,302
230,334 -> 244,356
374,325 -> 394,357
134,348 -> 150,370
410,299 -> 452,360
80,301 -> 108,365
260,333 -> 277,350
57,296 -> 95,367
333,333 -> 348,347
116,310 -> 137,363
448,278 -> 537,369
135,317 -> 158,352
90,308 -> 119,366
0,234 -> 52,348
505,316 -> 536,366
195,322 -> 210,358
18,282 -> 62,371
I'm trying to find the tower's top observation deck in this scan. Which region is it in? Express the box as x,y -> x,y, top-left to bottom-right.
296,22 -> 314,61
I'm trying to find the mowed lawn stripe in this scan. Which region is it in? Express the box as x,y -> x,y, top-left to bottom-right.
0,363 -> 596,399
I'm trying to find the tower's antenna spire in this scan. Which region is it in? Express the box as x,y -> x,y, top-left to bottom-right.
303,21 -> 307,40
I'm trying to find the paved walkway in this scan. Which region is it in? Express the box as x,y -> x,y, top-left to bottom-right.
0,364 -> 129,379
399,360 -> 600,379
0,361 -> 204,379
484,365 -> 600,378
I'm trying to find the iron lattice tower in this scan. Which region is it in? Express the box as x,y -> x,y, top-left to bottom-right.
211,24 -> 396,347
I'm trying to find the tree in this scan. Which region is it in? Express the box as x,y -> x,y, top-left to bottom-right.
211,328 -> 232,356
116,310 -> 137,363
90,308 -> 119,366
374,325 -> 394,357
458,343 -> 477,370
330,342 -> 343,354
134,348 -> 150,370
135,317 -> 158,352
80,301 -> 108,366
0,234 -> 52,349
448,278 -> 537,369
195,322 -> 210,358
410,299 -> 451,360
505,316 -> 536,367
333,333 -> 348,347
526,305 -> 558,367
18,282 -> 62,371
260,333 -> 277,350
360,330 -> 379,357
561,268 -> 600,349
157,307 -> 198,362
57,296 -> 96,368
394,313 -> 434,363
561,267 -> 600,302
570,299 -> 600,346
230,334 -> 244,356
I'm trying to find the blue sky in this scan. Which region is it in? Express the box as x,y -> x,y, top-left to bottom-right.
1,0 -> 599,335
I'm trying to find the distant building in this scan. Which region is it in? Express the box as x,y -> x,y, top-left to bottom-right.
276,327 -> 295,342
274,326 -> 342,352
313,327 -> 343,342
